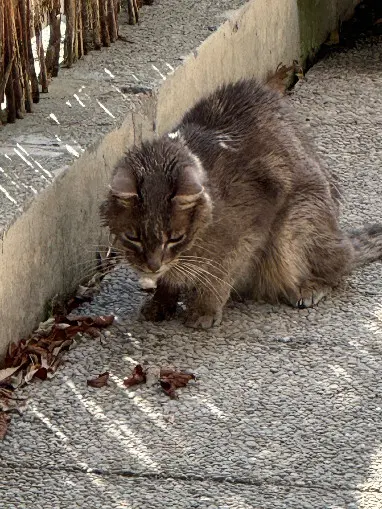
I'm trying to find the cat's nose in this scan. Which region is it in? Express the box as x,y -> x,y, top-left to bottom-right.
146,257 -> 161,273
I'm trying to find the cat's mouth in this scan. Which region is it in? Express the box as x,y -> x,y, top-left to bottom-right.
139,276 -> 157,292
138,271 -> 163,292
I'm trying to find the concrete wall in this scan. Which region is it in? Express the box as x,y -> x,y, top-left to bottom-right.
157,0 -> 361,133
0,0 -> 361,360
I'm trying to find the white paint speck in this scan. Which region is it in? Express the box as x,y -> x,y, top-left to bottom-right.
65,145 -> 80,158
97,100 -> 116,119
0,184 -> 17,204
73,94 -> 86,107
0,167 -> 20,189
49,113 -> 60,124
31,159 -> 52,178
151,65 -> 166,80
16,143 -> 29,156
104,68 -> 115,78
14,148 -> 33,167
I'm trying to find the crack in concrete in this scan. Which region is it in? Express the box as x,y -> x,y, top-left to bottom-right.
3,461 -> 381,494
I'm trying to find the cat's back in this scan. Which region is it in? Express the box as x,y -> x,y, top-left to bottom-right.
180,79 -> 281,134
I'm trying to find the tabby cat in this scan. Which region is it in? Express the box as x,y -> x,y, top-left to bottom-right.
100,79 -> 382,328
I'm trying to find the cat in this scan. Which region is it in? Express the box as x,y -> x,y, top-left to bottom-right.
100,79 -> 382,329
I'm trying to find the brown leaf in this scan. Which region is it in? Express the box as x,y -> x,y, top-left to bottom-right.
159,369 -> 195,399
85,327 -> 101,338
35,318 -> 55,336
87,372 -> 110,388
69,315 -> 114,328
0,412 -> 10,440
124,364 -> 146,387
27,344 -> 49,356
34,368 -> 48,381
159,369 -> 195,387
5,340 -> 28,368
24,365 -> 41,384
2,307 -> 114,393
0,394 -> 27,414
159,380 -> 178,398
0,366 -> 22,383
46,354 -> 64,379
266,63 -> 294,95
7,370 -> 24,389
51,339 -> 73,357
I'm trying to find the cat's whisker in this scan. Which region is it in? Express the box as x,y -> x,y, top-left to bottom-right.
170,265 -> 190,286
82,248 -> 125,257
66,254 -> 126,273
178,256 -> 227,274
176,263 -> 224,304
170,265 -> 203,300
85,243 -> 124,252
69,261 -> 127,289
192,243 -> 225,257
172,265 -> 209,302
69,267 -> 115,289
181,262 -> 239,298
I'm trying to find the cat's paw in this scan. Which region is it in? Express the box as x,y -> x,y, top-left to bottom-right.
184,309 -> 223,329
140,298 -> 177,322
290,285 -> 330,309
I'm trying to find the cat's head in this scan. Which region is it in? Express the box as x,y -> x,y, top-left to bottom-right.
100,137 -> 212,289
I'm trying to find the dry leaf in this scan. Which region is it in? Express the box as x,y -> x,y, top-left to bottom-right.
24,365 -> 42,384
87,372 -> 110,388
123,365 -> 196,398
0,394 -> 27,414
2,313 -> 114,389
0,412 -> 10,440
159,369 -> 196,399
34,367 -> 48,381
69,315 -> 115,328
85,327 -> 101,338
8,370 -> 24,389
0,366 -> 22,383
36,318 -> 55,336
52,339 -> 73,357
293,60 -> 305,81
266,63 -> 294,95
124,365 -> 146,387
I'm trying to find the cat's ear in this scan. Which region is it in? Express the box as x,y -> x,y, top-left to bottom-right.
173,166 -> 205,209
110,167 -> 137,200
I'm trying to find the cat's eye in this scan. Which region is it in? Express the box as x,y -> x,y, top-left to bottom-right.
121,233 -> 141,245
167,234 -> 185,245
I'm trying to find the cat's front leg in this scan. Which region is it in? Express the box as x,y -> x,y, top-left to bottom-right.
140,281 -> 179,322
184,286 -> 230,329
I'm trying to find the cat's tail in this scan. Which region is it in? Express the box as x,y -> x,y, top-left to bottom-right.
348,224 -> 382,269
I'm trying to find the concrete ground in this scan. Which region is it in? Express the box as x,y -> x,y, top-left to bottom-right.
1,31 -> 382,509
